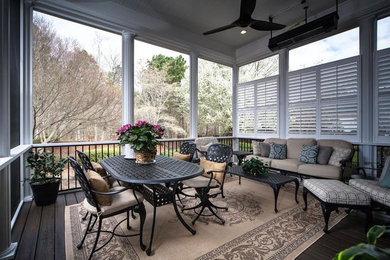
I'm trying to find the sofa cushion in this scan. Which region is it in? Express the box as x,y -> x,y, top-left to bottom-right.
317,146 -> 333,165
303,179 -> 370,205
271,158 -> 304,172
328,147 -> 351,167
316,139 -> 353,151
298,164 -> 341,179
264,138 -> 287,145
349,179 -> 390,207
299,145 -> 319,164
287,138 -> 317,159
245,155 -> 272,166
269,143 -> 287,159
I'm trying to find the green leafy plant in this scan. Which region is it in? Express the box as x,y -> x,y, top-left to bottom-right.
117,120 -> 165,154
333,225 -> 390,260
26,149 -> 67,185
242,158 -> 269,176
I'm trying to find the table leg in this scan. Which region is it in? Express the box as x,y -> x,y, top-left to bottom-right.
172,182 -> 196,235
146,188 -> 157,256
293,179 -> 299,204
270,184 -> 281,213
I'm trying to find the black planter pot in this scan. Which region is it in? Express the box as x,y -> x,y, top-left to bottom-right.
30,180 -> 60,206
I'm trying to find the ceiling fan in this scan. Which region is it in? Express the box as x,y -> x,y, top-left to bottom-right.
203,0 -> 286,35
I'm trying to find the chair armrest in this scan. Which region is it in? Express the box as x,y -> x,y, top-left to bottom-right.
91,187 -> 129,195
205,169 -> 227,187
196,148 -> 207,157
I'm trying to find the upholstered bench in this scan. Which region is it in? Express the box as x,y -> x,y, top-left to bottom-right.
303,179 -> 372,232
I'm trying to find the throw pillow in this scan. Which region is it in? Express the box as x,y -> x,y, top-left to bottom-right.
299,145 -> 319,164
86,170 -> 111,206
379,160 -> 390,188
252,141 -> 261,155
173,151 -> 191,162
269,142 -> 287,159
259,142 -> 270,157
317,146 -> 333,165
200,158 -> 226,185
91,161 -> 112,186
328,147 -> 351,167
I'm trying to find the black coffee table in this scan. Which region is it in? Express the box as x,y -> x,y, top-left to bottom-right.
226,165 -> 299,213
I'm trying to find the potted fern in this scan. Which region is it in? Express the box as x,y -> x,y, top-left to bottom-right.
26,149 -> 67,206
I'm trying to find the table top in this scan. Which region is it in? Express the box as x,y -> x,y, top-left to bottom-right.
232,151 -> 252,156
101,155 -> 204,185
226,165 -> 298,185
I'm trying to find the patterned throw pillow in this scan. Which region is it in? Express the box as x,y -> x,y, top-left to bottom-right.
328,147 -> 351,167
299,145 -> 319,164
269,142 -> 287,159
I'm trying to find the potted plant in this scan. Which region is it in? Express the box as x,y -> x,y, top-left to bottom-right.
26,149 -> 67,206
242,158 -> 269,176
117,120 -> 164,163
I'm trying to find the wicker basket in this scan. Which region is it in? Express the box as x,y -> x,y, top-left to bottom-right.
135,151 -> 156,163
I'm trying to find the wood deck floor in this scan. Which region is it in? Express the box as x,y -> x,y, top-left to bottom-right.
12,191 -> 390,260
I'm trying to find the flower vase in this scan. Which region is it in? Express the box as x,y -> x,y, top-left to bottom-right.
124,144 -> 135,159
135,151 -> 156,164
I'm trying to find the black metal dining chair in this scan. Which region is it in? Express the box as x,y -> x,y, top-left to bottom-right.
68,156 -> 146,260
180,141 -> 197,162
181,143 -> 233,225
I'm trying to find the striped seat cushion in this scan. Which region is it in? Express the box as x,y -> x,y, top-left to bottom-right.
303,179 -> 370,206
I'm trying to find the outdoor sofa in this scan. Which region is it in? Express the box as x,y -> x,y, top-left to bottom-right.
246,138 -> 354,180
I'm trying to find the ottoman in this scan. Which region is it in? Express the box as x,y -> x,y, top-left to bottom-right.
303,179 -> 372,233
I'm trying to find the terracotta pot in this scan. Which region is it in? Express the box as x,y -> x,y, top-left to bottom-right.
135,151 -> 156,163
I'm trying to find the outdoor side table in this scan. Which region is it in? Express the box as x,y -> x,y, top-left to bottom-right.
226,165 -> 299,213
100,155 -> 203,256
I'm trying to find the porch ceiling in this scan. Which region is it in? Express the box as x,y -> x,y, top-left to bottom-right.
41,0 -> 343,58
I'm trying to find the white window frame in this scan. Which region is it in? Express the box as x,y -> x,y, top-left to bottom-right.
237,75 -> 279,138
287,56 -> 361,142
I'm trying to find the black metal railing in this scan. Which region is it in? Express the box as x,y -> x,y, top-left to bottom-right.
32,138 -> 390,192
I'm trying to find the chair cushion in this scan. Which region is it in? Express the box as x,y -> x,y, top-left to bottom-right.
303,179 -> 370,205
299,145 -> 319,164
173,152 -> 191,162
82,187 -> 144,216
269,143 -> 287,159
86,170 -> 111,206
287,138 -> 317,159
379,156 -> 390,182
91,162 -> 107,176
350,179 -> 390,207
271,159 -> 304,172
200,158 -> 226,184
298,164 -> 341,179
317,146 -> 333,165
328,147 -> 351,167
245,155 -> 272,166
182,175 -> 218,188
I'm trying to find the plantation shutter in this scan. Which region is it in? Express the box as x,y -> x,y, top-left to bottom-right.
256,77 -> 278,134
377,49 -> 390,137
288,71 -> 317,134
238,112 -> 254,133
319,58 -> 359,136
237,84 -> 254,109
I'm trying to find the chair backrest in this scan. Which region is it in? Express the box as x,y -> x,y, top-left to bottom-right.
206,143 -> 233,164
76,150 -> 95,172
180,142 -> 197,161
68,156 -> 100,211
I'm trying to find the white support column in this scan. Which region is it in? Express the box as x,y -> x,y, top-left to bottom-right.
278,49 -> 289,139
122,31 -> 135,125
190,52 -> 198,138
22,0 -> 33,199
360,16 -> 375,175
232,64 -> 239,151
0,0 -> 18,258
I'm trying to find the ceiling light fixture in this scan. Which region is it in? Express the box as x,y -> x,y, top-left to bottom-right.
241,30 -> 247,34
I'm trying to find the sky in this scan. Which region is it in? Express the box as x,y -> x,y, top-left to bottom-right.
35,11 -> 390,74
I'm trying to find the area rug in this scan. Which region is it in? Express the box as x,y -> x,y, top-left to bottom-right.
65,177 -> 346,260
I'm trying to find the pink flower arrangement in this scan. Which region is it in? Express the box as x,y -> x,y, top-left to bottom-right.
117,120 -> 165,154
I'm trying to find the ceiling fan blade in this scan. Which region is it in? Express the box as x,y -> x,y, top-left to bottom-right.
203,23 -> 238,35
250,19 -> 286,31
240,0 -> 256,20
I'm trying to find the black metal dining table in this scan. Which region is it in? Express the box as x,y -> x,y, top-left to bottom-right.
100,155 -> 203,256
